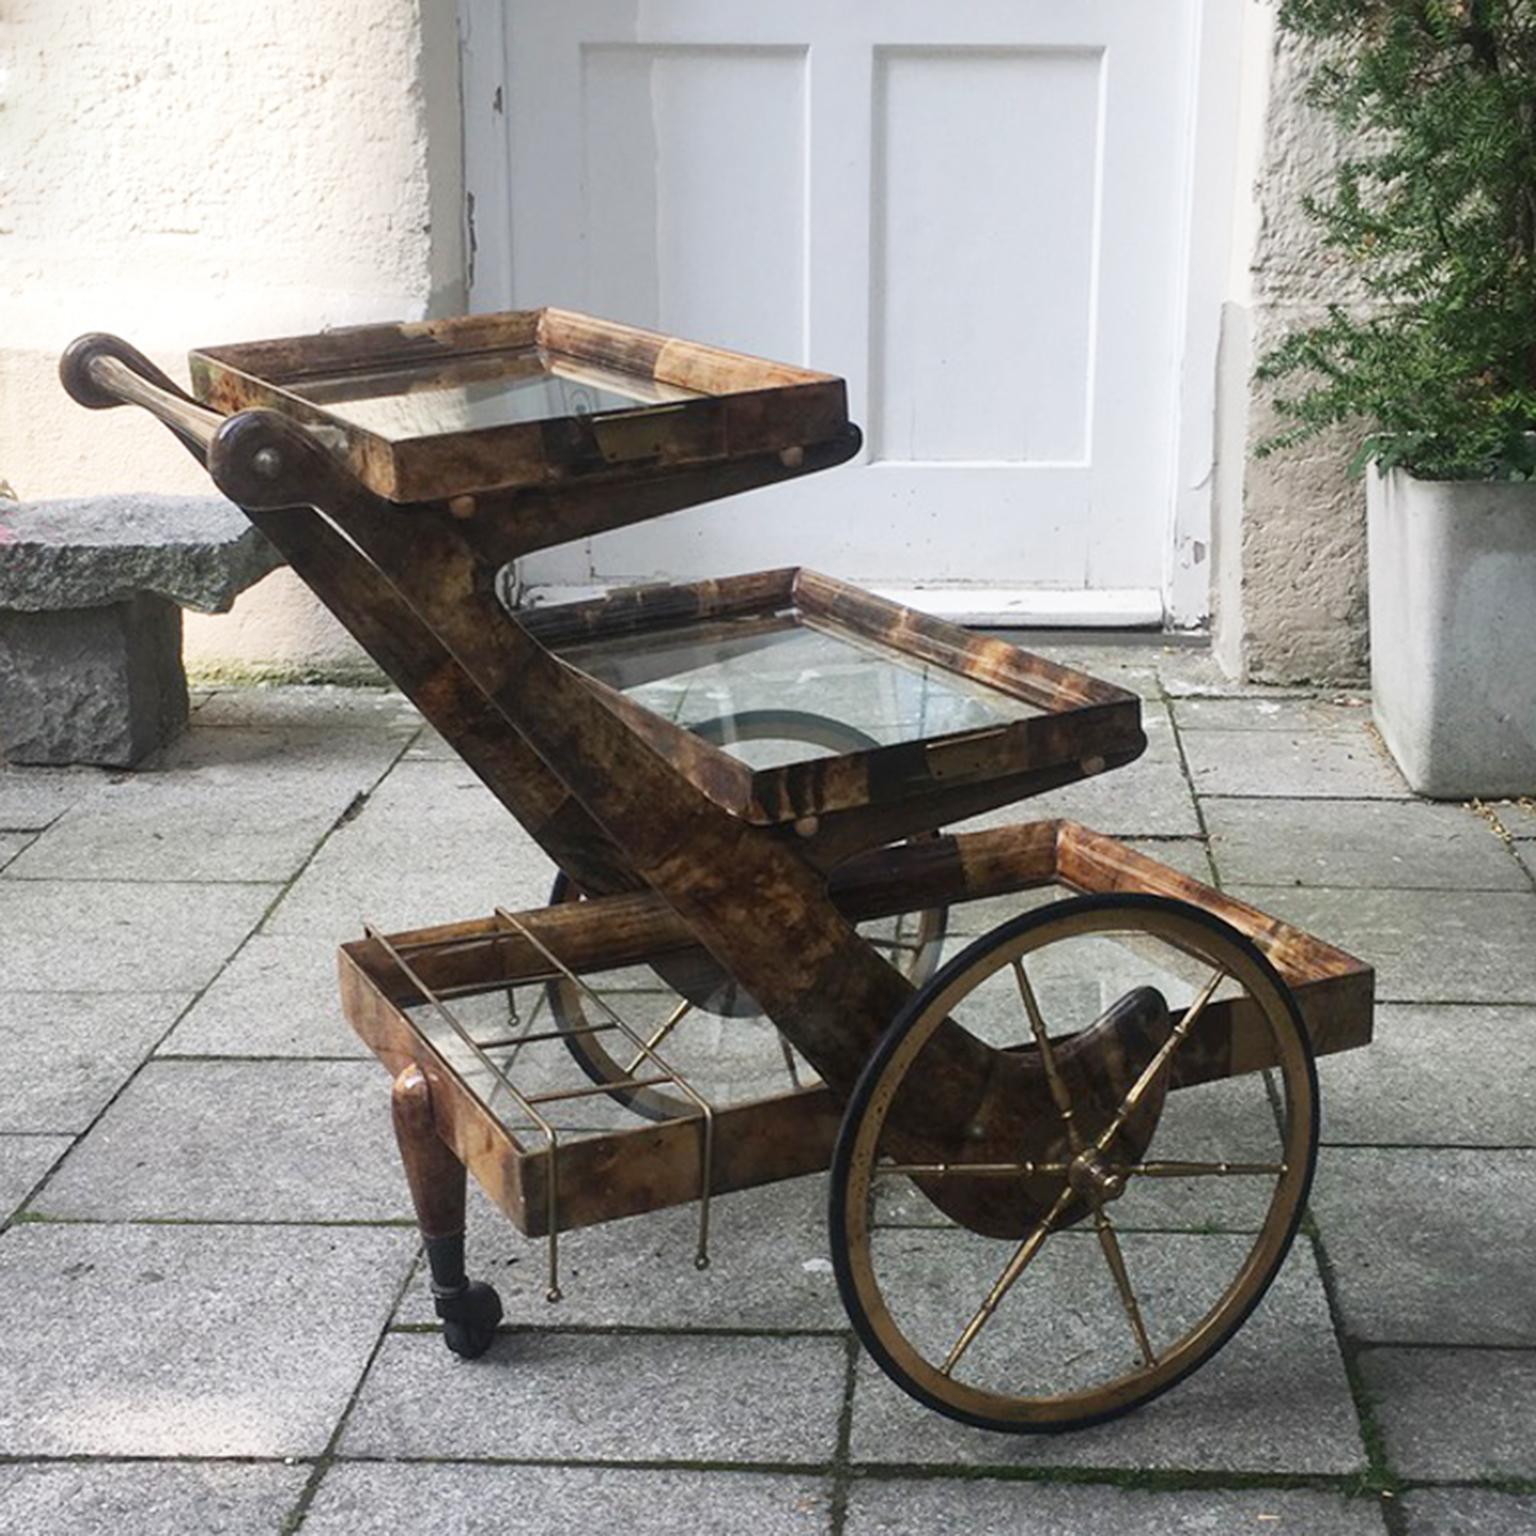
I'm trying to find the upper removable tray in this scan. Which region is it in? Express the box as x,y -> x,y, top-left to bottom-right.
188,308 -> 849,502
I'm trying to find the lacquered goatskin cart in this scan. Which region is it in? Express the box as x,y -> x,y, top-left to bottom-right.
61,313 -> 1373,1433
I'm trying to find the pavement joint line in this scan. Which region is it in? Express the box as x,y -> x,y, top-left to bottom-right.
0,876 -> 285,888
387,1321 -> 859,1341
251,726 -> 422,939
2,875 -> 333,887
842,1462 -> 1395,1495
0,987 -> 194,996
1367,996 -> 1536,1007
1157,674 -> 1216,870
1351,1339 -> 1536,1354
0,1453 -> 323,1467
1321,1140 -> 1536,1152
0,725 -> 422,1241
146,1053 -> 373,1065
1215,879 -> 1536,896
1194,793 -> 1418,803
865,1221 -> 1265,1235
8,1213 -> 417,1229
316,1452 -> 1407,1493
1299,1212 -> 1401,1500
0,1448 -> 1525,1496
826,1330 -> 860,1536
278,1216 -> 422,1536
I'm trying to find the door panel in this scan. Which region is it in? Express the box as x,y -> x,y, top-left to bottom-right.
483,2 -> 1201,612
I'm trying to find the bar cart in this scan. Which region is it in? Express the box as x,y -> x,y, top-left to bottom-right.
60,313 -> 1373,1433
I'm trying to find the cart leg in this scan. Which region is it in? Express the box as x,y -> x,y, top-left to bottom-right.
391,1065 -> 503,1359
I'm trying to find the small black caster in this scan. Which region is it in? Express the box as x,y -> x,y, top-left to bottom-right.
436,1279 -> 503,1359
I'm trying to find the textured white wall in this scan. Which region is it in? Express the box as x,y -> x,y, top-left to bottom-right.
1,0 -> 464,674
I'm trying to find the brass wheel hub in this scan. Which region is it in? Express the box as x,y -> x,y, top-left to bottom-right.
1067,1149 -> 1127,1204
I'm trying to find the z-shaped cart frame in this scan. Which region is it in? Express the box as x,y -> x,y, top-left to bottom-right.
61,313 -> 1372,1433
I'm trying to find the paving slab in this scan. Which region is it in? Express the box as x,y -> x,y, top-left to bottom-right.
159,931 -> 370,1057
305,1463 -> 832,1535
343,1330 -> 847,1463
1225,886 -> 1536,1004
1310,1149 -> 1536,1345
1517,841 -> 1536,884
0,1220 -> 413,1456
1184,730 -> 1408,799
1360,1347 -> 1536,1480
192,683 -> 420,736
6,724 -> 403,884
845,1479 -> 1387,1536
954,757 -> 1201,839
1317,1005 -> 1536,1147
1401,1488 -> 1536,1535
0,1135 -> 71,1217
400,1177 -> 846,1329
0,831 -> 33,870
0,765 -> 109,832
1172,696 -> 1373,732
1205,798 -> 1524,890
1157,647 -> 1313,700
265,759 -> 557,941
846,1240 -> 1363,1473
0,880 -> 276,992
0,1460 -> 308,1536
942,839 -> 1214,938
0,991 -> 192,1132
35,1059 -> 407,1222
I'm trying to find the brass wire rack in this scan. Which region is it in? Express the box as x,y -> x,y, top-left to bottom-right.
363,909 -> 718,1302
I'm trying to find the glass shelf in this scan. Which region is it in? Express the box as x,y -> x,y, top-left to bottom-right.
290,349 -> 699,443
557,613 -> 1042,765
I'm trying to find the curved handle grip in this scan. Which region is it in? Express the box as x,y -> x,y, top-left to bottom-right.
59,333 -> 224,451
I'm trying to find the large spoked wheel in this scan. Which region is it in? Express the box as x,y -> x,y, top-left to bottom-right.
550,709 -> 948,1121
829,892 -> 1318,1434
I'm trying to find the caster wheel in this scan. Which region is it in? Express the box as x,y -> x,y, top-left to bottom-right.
436,1279 -> 503,1359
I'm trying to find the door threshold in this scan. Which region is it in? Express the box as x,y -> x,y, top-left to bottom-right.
518,583 -> 1166,630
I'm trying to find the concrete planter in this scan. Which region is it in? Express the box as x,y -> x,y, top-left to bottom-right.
1366,466 -> 1536,797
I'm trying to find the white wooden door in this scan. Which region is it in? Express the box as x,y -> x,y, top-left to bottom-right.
463,1 -> 1222,623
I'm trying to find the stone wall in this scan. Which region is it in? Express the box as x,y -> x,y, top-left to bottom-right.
0,0 -> 464,676
1218,27 -> 1372,684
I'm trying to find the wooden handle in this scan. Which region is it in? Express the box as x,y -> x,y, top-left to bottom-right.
83,353 -> 225,450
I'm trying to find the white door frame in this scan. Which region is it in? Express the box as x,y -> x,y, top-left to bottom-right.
455,0 -> 1248,631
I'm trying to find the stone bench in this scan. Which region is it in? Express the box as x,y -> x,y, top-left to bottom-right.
0,494 -> 283,766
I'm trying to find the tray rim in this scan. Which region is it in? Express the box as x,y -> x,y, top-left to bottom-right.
188,307 -> 849,502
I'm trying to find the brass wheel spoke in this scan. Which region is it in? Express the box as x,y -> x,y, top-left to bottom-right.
1012,958 -> 1081,1152
941,1183 -> 1076,1377
1092,1202 -> 1156,1366
1109,1160 -> 1287,1179
622,996 -> 693,1077
873,1160 -> 1071,1179
1093,968 -> 1227,1155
